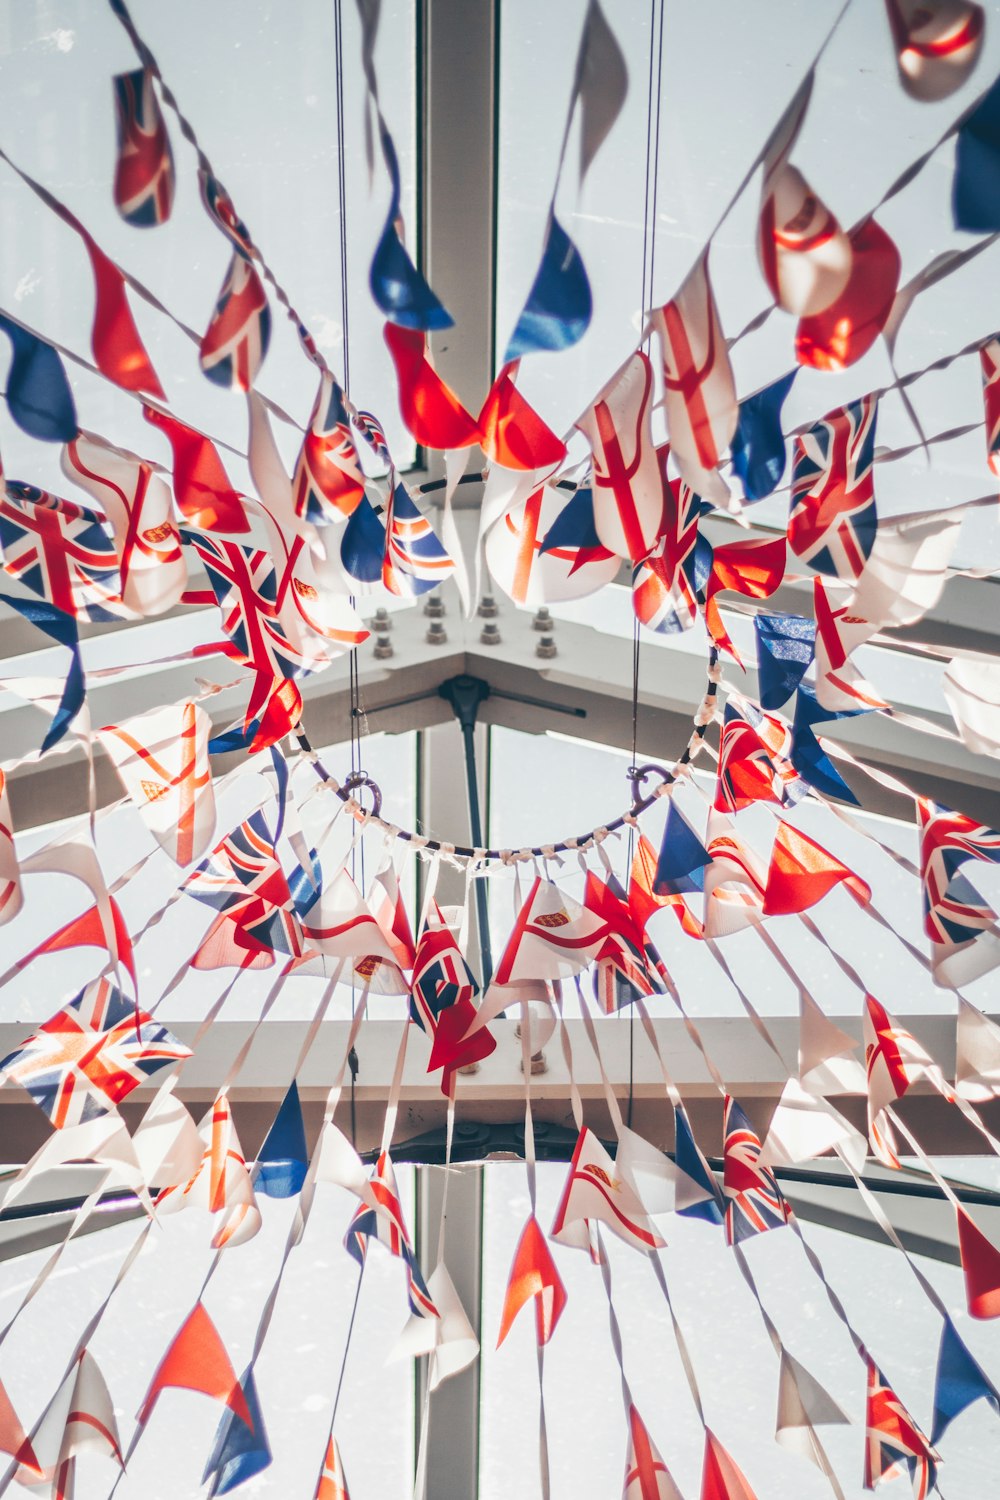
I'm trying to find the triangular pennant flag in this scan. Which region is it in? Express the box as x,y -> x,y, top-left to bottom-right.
572,0 -> 628,180
674,1104 -> 724,1223
316,1434 -> 350,1500
292,371 -> 366,523
762,819 -> 871,916
753,613 -> 815,711
760,1077 -> 868,1176
615,1125 -> 681,1218
775,1347 -> 849,1468
650,252 -> 737,505
918,797 -> 1000,987
203,1365 -> 271,1497
137,1302 -> 252,1428
789,683 -> 863,805
623,1403 -> 684,1500
24,1349 -> 122,1492
886,0 -> 984,101
498,1214 -> 568,1347
340,493 -> 387,586
312,1119 -> 368,1199
701,1430 -> 759,1500
798,989 -> 867,1097
478,363 -> 567,471
0,1377 -> 39,1474
98,700 -> 216,867
132,1081 -> 204,1190
551,1127 -> 664,1255
943,655 -> 1000,759
864,995 -> 944,1168
345,1152 -> 439,1321
703,536 -> 786,664
494,876 -> 608,986
715,698 -> 802,815
16,894 -> 137,992
865,1359 -> 939,1495
795,217 -> 900,371
155,1092 -> 262,1248
577,351 -> 663,563
143,404 -> 249,532
504,215 -> 592,362
723,1096 -> 793,1245
199,250 -> 271,391
86,239 -> 165,398
953,70 -> 1000,231
370,122 -> 452,330
62,433 -> 184,617
955,996 -> 1000,1102
299,870 -> 408,993
382,481 -> 455,596
391,1262 -> 479,1390
255,1081 -> 308,1198
703,811 -> 768,940
0,977 -> 187,1128
113,65 -> 175,226
486,481 -> 618,606
931,1313 -> 1000,1443
0,315 -> 77,441
729,370 -> 797,502
788,395 -> 878,582
383,323 -> 479,450
956,1205 -> 1000,1319
0,593 -> 85,751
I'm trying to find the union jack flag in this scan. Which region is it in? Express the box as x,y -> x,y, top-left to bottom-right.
722,1096 -> 793,1245
186,531 -> 308,701
0,977 -> 190,1129
200,251 -> 271,392
623,1405 -> 681,1500
112,67 -> 174,227
582,869 -> 659,1010
0,483 -> 127,622
981,338 -> 1000,478
714,697 -> 803,813
632,471 -> 710,634
410,920 -> 478,1033
354,409 -> 391,463
316,1434 -> 350,1500
917,798 -> 1000,984
293,373 -> 365,524
344,1151 -> 439,1320
383,482 -> 454,596
789,396 -> 878,581
863,994 -> 942,1167
185,812 -> 306,962
864,1359 -> 939,1498
199,167 -> 254,258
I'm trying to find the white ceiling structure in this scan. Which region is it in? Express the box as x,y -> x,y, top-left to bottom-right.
2,2 -> 1000,1498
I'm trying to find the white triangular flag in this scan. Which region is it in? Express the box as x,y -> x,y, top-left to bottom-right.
775,1347 -> 849,1467
955,996 -> 1000,1103
615,1125 -> 680,1217
760,1078 -> 867,1176
798,990 -> 866,1096
943,657 -> 1000,760
390,1262 -> 479,1387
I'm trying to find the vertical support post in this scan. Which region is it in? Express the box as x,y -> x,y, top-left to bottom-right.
415,1164 -> 484,1498
422,0 -> 498,478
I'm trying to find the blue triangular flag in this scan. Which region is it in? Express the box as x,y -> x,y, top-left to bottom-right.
674,1105 -> 724,1224
789,682 -> 862,806
504,215 -> 592,362
932,1314 -> 1000,1444
0,592 -> 85,751
256,1081 -> 308,1198
954,74 -> 1000,233
654,801 -> 711,896
341,494 -> 386,583
370,126 -> 452,330
0,315 -> 77,442
754,613 -> 816,710
729,369 -> 797,501
540,486 -> 602,553
203,1365 -> 271,1496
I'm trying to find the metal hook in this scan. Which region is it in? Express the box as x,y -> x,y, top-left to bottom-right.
342,770 -> 383,818
626,762 -> 674,809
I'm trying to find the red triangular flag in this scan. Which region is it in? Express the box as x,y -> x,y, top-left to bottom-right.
137,1302 -> 251,1428
762,821 -> 871,916
143,405 -> 249,533
478,362 -> 566,471
20,896 -> 137,990
957,1204 -> 1000,1319
427,996 -> 497,1096
86,241 -> 164,398
795,217 -> 901,372
701,1430 -> 759,1500
497,1214 -> 567,1347
0,1377 -> 39,1475
704,536 -> 786,663
384,324 -> 480,450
